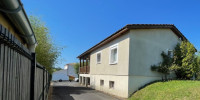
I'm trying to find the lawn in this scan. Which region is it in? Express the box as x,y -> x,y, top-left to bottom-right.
129,80 -> 200,100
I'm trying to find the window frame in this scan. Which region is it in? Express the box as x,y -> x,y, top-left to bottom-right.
109,44 -> 118,65
96,51 -> 102,64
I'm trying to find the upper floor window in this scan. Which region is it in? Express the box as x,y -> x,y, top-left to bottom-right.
96,51 -> 101,64
109,44 -> 118,64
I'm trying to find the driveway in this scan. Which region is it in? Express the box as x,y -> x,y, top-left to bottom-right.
51,81 -> 121,100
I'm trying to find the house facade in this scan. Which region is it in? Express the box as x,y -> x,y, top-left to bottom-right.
78,24 -> 187,98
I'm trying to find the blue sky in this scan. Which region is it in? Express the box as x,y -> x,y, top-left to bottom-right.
22,0 -> 200,68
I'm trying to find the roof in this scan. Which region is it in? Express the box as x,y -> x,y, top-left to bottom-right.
77,24 -> 187,58
66,63 -> 76,66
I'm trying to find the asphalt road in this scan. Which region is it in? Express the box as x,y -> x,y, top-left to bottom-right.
51,81 -> 121,100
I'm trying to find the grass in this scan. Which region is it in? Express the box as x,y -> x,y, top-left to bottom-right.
129,80 -> 200,100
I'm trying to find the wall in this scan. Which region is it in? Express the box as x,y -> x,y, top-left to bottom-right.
0,13 -> 25,45
90,75 -> 129,98
67,65 -> 78,78
128,29 -> 181,96
89,32 -> 130,98
52,70 -> 69,81
90,33 -> 130,75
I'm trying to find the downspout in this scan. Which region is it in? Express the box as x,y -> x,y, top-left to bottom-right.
0,0 -> 37,52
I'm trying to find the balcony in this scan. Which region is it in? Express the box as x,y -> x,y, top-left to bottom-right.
79,55 -> 90,74
79,66 -> 90,74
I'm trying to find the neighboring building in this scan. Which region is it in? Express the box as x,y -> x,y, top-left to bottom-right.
64,63 -> 78,79
52,69 -> 69,81
0,0 -> 37,52
52,63 -> 78,81
0,1 -> 38,99
77,24 -> 187,98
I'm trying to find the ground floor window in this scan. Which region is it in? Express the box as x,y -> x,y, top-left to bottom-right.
100,80 -> 104,86
109,81 -> 114,88
87,78 -> 90,85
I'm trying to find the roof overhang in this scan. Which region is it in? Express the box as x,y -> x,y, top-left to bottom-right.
77,24 -> 188,58
0,0 -> 37,52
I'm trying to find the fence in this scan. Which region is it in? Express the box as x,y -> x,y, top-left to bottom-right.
33,63 -> 50,100
0,24 -> 50,100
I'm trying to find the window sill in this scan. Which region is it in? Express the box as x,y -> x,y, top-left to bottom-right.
109,62 -> 117,65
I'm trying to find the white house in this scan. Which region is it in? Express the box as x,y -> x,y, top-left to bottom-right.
52,69 -> 69,81
77,24 -> 187,98
52,63 -> 78,81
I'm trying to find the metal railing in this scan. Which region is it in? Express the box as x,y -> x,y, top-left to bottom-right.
0,24 -> 51,100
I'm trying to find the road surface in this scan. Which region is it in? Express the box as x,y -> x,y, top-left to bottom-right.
51,81 -> 121,100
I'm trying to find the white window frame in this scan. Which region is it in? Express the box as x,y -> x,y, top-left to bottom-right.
109,44 -> 118,65
96,51 -> 102,64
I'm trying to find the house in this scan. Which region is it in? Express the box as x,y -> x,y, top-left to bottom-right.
52,69 -> 69,81
0,0 -> 37,52
64,63 -> 78,80
77,24 -> 187,98
52,63 -> 78,81
0,1 -> 38,100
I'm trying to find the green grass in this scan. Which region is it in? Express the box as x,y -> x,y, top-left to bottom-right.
129,81 -> 200,100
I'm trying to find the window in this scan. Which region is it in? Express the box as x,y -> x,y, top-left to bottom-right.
96,52 -> 101,64
109,81 -> 114,88
168,50 -> 173,58
109,44 -> 118,64
100,80 -> 104,86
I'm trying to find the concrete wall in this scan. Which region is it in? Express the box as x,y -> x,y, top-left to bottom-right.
90,33 -> 130,75
128,29 -> 181,96
89,33 -> 130,97
0,13 -> 25,45
90,75 -> 129,98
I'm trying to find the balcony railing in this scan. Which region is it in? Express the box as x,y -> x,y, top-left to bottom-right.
80,66 -> 90,74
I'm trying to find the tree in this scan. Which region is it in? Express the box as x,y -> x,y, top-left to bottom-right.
151,41 -> 199,80
171,41 -> 197,79
151,51 -> 173,79
29,16 -> 61,74
195,53 -> 200,79
52,67 -> 63,72
74,63 -> 80,74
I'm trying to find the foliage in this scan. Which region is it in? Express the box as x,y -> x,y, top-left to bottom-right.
29,16 -> 61,74
170,41 -> 198,79
196,53 -> 200,79
129,81 -> 200,100
74,63 -> 80,74
151,41 -> 199,79
151,52 -> 173,78
52,67 -> 63,72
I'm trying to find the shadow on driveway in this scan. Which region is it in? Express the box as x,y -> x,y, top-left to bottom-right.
51,82 -> 120,100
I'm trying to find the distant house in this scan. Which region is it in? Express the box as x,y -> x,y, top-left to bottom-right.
52,63 -> 78,81
77,24 -> 187,98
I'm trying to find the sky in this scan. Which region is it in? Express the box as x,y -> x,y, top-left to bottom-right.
21,0 -> 200,68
